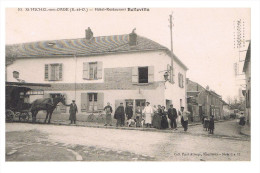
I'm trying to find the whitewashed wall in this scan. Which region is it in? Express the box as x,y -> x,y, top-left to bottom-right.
7,51 -> 174,83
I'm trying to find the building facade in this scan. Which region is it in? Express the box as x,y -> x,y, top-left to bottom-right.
6,28 -> 188,121
242,42 -> 251,125
186,79 -> 224,122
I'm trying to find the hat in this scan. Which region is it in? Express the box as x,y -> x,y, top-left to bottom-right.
181,106 -> 184,108
146,102 -> 150,104
72,100 -> 75,102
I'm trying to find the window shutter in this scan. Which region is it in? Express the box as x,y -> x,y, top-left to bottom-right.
97,92 -> 104,110
59,64 -> 63,81
181,74 -> 184,88
167,64 -> 171,82
132,67 -> 138,83
81,93 -> 88,112
148,66 -> 154,83
97,61 -> 103,79
60,93 -> 67,113
44,64 -> 49,81
178,73 -> 181,87
172,66 -> 175,83
83,62 -> 90,80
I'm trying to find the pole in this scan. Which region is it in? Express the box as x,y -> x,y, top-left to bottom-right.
74,54 -> 77,101
169,14 -> 174,82
169,14 -> 173,52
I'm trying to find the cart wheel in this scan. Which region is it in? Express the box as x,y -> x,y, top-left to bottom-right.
15,112 -> 21,121
24,112 -> 30,122
6,110 -> 14,122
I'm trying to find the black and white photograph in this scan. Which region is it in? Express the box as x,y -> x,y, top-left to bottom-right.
1,1 -> 260,172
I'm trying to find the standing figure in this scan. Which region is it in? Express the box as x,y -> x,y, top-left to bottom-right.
114,103 -> 125,127
104,102 -> 113,126
152,105 -> 162,129
68,100 -> 78,124
125,103 -> 133,126
135,106 -> 142,127
142,102 -> 154,128
161,106 -> 169,129
180,106 -> 189,132
208,115 -> 215,134
168,104 -> 178,130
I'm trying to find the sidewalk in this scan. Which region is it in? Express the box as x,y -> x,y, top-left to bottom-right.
240,125 -> 251,136
11,118 -> 230,134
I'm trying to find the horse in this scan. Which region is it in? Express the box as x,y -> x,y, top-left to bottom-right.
30,95 -> 66,124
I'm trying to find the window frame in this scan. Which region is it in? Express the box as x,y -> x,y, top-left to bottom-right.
138,66 -> 149,84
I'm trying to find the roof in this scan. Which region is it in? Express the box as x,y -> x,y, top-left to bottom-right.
6,34 -> 188,70
243,42 -> 251,72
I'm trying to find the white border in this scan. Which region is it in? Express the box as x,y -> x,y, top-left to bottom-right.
1,1 -> 259,173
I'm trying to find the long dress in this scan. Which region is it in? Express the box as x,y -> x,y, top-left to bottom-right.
152,111 -> 162,129
161,111 -> 169,129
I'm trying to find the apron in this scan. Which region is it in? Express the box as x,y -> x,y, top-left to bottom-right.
145,113 -> 152,124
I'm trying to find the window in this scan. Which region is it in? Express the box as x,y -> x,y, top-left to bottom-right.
132,66 -> 154,84
167,64 -> 175,83
26,89 -> 44,95
44,63 -> 63,81
178,73 -> 184,88
83,62 -> 103,80
138,67 -> 148,83
89,62 -> 98,80
87,93 -> 102,112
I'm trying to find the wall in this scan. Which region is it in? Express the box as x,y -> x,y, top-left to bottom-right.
7,51 -> 174,84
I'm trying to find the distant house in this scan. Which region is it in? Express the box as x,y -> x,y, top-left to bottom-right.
6,28 -> 188,121
186,79 -> 224,121
242,42 -> 251,125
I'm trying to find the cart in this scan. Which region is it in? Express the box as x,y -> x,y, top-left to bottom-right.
5,82 -> 51,122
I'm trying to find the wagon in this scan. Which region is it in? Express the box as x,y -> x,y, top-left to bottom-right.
5,82 -> 51,122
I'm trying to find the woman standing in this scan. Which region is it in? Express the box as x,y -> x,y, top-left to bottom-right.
135,106 -> 142,127
152,106 -> 162,129
161,106 -> 169,129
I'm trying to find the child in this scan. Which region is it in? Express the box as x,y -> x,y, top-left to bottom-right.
208,115 -> 215,134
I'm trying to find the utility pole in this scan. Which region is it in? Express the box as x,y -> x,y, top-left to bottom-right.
169,13 -> 174,83
169,14 -> 173,52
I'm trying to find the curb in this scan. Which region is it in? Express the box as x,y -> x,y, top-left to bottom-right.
8,119 -> 230,134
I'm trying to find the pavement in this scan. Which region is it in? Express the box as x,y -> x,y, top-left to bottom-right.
240,124 -> 251,136
10,115 -> 233,135
6,119 -> 250,161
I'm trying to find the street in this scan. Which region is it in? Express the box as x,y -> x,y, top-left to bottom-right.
6,120 -> 250,161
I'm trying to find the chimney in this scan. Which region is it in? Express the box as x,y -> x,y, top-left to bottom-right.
129,28 -> 137,46
85,27 -> 93,40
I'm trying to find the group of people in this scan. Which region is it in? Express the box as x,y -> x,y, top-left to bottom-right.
65,100 -> 191,132
202,114 -> 215,134
106,101 -> 190,131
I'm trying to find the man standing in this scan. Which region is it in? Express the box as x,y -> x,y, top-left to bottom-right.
104,102 -> 113,126
168,104 -> 178,130
125,103 -> 133,120
114,103 -> 125,127
68,100 -> 78,124
180,106 -> 189,132
142,102 -> 154,128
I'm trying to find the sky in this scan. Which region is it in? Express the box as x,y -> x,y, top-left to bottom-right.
5,8 -> 251,101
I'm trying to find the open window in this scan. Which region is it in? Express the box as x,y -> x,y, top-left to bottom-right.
132,66 -> 154,84
138,67 -> 148,83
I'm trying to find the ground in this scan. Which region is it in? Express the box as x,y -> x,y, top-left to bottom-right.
5,120 -> 250,161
